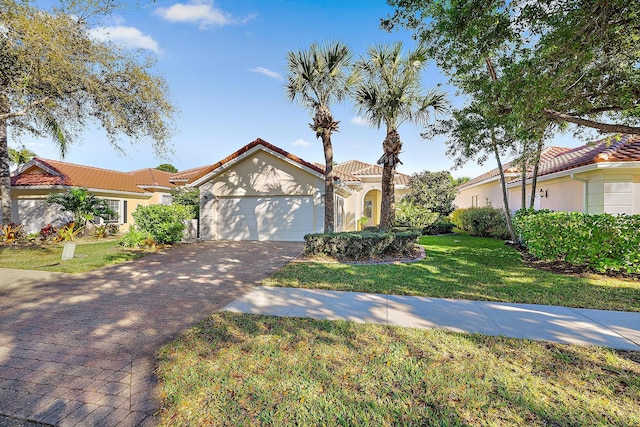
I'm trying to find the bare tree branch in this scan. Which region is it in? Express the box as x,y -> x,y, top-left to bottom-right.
543,109 -> 640,135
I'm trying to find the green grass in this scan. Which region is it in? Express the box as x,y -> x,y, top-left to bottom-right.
0,239 -> 146,273
158,312 -> 640,426
264,234 -> 640,312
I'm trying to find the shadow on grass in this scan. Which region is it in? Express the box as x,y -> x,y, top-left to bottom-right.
158,312 -> 639,427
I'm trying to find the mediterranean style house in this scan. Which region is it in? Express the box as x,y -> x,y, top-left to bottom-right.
454,134 -> 640,215
10,158 -> 210,234
10,138 -> 410,241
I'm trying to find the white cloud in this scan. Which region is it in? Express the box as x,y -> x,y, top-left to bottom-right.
293,139 -> 311,148
251,67 -> 282,81
155,1 -> 254,29
350,116 -> 368,126
90,26 -> 160,52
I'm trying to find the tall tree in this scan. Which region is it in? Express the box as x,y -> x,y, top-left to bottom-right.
405,170 -> 457,217
352,42 -> 447,228
156,163 -> 178,173
0,0 -> 175,224
286,41 -> 353,233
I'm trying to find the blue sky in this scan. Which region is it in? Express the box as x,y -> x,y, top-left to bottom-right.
15,0 -> 585,178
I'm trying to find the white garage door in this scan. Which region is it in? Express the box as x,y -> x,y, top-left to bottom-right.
216,196 -> 315,241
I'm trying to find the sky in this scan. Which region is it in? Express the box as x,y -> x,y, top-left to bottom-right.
13,0 -> 588,178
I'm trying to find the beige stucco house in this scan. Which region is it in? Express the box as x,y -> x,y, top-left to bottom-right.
10,158 -> 209,234
189,138 -> 411,241
455,135 -> 640,214
10,138 -> 410,241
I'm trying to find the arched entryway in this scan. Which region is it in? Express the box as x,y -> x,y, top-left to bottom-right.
362,189 -> 382,228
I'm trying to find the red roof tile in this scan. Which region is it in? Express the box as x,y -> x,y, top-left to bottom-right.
334,160 -> 411,185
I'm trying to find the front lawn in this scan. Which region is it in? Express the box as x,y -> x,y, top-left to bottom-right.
158,312 -> 640,426
0,239 -> 146,273
263,234 -> 640,312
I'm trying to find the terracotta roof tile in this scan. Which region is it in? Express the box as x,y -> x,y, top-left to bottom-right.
334,160 -> 411,185
11,159 -> 178,193
460,135 -> 640,188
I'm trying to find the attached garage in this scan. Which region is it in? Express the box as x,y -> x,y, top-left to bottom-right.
193,139 -> 325,241
216,196 -> 316,241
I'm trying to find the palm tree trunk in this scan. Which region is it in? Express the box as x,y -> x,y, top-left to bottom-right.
321,131 -> 335,234
0,95 -> 11,224
379,129 -> 401,229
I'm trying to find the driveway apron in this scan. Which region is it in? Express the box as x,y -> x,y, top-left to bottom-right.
0,241 -> 302,427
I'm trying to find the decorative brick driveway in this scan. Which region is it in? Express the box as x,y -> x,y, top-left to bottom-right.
0,241 -> 302,426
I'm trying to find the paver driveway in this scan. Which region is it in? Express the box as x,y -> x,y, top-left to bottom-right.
0,241 -> 302,426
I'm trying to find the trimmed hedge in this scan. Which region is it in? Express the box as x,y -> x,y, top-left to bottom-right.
450,207 -> 510,239
423,220 -> 454,235
304,229 -> 421,261
514,210 -> 640,275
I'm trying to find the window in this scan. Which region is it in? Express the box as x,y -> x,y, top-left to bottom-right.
161,194 -> 173,205
102,199 -> 121,223
471,194 -> 479,208
364,200 -> 373,219
335,197 -> 344,229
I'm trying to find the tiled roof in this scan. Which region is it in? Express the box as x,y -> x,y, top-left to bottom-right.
191,138 -> 324,183
334,160 -> 411,185
458,136 -> 640,189
11,159 -> 178,193
534,134 -> 640,178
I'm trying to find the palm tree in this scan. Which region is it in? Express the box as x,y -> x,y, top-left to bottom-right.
352,42 -> 448,229
286,41 -> 353,233
8,146 -> 37,170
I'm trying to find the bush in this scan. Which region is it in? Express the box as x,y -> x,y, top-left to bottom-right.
304,229 -> 421,261
119,226 -> 152,248
514,210 -> 640,274
423,220 -> 454,235
0,223 -> 26,243
395,199 -> 439,229
39,224 -> 58,241
449,208 -> 470,231
450,207 -> 509,239
132,204 -> 191,244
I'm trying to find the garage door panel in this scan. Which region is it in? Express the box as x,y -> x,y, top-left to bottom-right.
217,196 -> 314,241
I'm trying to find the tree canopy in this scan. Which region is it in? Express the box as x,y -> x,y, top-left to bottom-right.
0,0 -> 175,223
405,170 -> 458,217
156,163 -> 178,173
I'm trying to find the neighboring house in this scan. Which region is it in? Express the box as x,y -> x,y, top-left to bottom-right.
455,135 -> 640,215
10,158 -> 210,234
189,138 -> 411,241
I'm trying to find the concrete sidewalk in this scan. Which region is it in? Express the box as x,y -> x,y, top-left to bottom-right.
224,287 -> 640,351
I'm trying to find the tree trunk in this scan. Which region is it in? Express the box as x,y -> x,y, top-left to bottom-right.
543,109 -> 640,135
528,138 -> 545,209
378,129 -> 402,229
0,100 -> 11,225
491,129 -> 517,242
321,130 -> 335,234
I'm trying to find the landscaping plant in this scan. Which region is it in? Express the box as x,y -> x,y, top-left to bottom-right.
46,188 -> 115,228
131,204 -> 191,245
0,222 -> 25,243
394,199 -> 439,230
514,210 -> 640,275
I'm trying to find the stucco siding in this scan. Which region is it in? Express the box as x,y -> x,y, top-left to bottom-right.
211,151 -> 321,197
455,180 -> 505,209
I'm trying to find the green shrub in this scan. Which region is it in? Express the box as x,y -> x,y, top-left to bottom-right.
514,210 -> 640,274
132,204 -> 191,244
450,208 -> 470,231
450,207 -> 509,239
395,199 -> 439,229
423,219 -> 454,235
304,229 -> 421,261
119,226 -> 152,248
466,207 -> 509,239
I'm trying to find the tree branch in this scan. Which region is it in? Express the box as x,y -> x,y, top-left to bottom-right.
0,97 -> 50,120
543,109 -> 640,135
